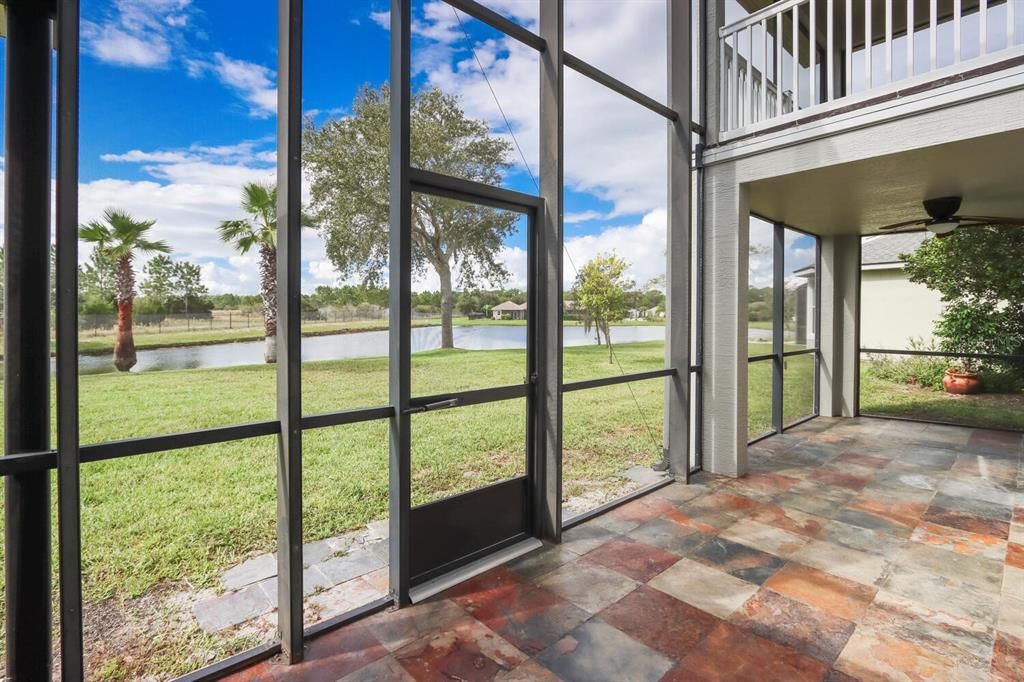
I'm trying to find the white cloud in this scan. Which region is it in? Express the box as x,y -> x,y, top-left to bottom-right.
82,0 -> 194,69
564,210 -> 668,290
410,1 -> 668,217
189,53 -> 278,119
565,210 -> 609,225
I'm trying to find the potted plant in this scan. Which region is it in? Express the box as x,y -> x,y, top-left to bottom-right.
942,357 -> 982,395
936,303 -> 993,395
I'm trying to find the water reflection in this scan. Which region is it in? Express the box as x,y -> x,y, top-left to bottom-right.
75,324 -> 665,375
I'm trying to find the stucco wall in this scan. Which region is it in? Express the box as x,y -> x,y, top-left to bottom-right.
860,268 -> 945,350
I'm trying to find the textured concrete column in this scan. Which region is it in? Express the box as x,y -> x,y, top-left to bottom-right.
818,234 -> 861,417
701,166 -> 748,476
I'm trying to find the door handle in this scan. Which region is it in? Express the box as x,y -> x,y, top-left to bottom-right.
403,397 -> 462,415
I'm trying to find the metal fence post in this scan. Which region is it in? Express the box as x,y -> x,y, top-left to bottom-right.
666,0 -> 693,478
4,1 -> 55,676
536,0 -> 564,542
276,0 -> 305,662
56,1 -> 85,677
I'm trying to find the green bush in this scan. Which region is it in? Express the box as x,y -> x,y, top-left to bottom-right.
865,352 -> 948,391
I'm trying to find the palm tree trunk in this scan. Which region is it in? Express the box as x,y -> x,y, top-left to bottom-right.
260,244 -> 278,363
438,261 -> 454,349
113,255 -> 137,371
114,299 -> 138,371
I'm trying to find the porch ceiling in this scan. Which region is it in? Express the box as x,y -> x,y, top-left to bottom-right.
746,128 -> 1024,235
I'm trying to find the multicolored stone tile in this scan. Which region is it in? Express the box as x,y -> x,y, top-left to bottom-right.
607,494 -> 678,525
493,659 -> 562,681
627,516 -> 712,555
847,494 -> 928,529
748,502 -> 829,538
558,521 -> 620,555
804,467 -> 873,491
774,490 -> 849,518
337,654 -> 414,682
922,506 -> 1011,540
451,570 -> 587,656
991,631 -> 1024,681
689,536 -> 787,584
580,536 -> 681,582
1004,565 -> 1024,600
910,520 -> 1008,561
720,518 -> 809,558
394,616 -> 526,681
536,560 -> 638,614
1006,542 -> 1024,569
364,599 -> 467,652
816,519 -> 907,557
764,562 -> 876,622
648,557 -> 759,618
836,451 -> 891,469
730,587 -> 856,664
863,589 -> 996,668
256,622 -> 387,682
507,545 -> 579,582
598,585 -> 720,660
878,563 -> 1001,626
790,538 -> 888,586
536,618 -> 674,682
891,540 -> 1004,593
999,595 -> 1024,640
666,621 -> 829,682
833,624 -> 965,681
931,490 -> 1014,521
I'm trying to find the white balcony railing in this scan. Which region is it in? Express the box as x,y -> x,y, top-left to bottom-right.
719,0 -> 1023,137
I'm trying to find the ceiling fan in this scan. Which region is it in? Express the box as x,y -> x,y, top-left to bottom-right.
877,196 -> 1024,237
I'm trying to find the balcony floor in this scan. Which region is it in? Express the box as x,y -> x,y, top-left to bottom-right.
224,417 -> 1023,681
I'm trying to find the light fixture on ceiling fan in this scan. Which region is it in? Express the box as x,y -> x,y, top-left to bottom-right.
876,196 -> 1024,237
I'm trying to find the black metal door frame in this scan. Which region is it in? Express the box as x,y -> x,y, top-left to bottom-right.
404,168 -> 543,586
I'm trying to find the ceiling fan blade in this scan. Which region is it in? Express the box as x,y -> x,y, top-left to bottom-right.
877,218 -> 928,231
956,215 -> 1024,226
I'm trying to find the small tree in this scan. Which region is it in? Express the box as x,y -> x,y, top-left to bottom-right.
903,227 -> 1024,382
174,261 -> 209,317
141,254 -> 177,310
79,209 -> 171,371
304,84 -> 517,348
573,254 -> 633,363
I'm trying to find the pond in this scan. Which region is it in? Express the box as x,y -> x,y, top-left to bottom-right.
76,324 -> 667,375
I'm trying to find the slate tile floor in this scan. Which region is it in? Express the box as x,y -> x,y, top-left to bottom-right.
224,417 -> 1023,681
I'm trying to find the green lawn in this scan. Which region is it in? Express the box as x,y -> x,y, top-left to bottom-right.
859,368 -> 1024,430
0,341 -> 667,603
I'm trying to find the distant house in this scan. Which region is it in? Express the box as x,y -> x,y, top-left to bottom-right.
794,232 -> 944,350
492,300 -> 527,320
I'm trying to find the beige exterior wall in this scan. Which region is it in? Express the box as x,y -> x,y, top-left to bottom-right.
860,267 -> 945,351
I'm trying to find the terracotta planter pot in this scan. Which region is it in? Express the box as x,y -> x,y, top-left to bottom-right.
942,369 -> 982,395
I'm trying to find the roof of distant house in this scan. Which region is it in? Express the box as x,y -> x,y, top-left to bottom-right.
793,231 -> 930,277
861,231 -> 930,265
493,300 -> 527,311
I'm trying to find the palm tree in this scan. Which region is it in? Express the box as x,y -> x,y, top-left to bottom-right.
217,182 -> 282,363
79,209 -> 171,371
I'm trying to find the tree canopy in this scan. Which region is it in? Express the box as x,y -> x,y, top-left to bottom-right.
902,227 -> 1024,372
303,84 -> 518,348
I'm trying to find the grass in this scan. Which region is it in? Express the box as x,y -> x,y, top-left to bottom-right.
0,341 -> 668,603
860,365 -> 1024,430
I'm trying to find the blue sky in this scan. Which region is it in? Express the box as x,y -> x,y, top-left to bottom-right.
0,0 -> 807,293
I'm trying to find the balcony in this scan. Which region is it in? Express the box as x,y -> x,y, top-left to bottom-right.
717,0 -> 1024,140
